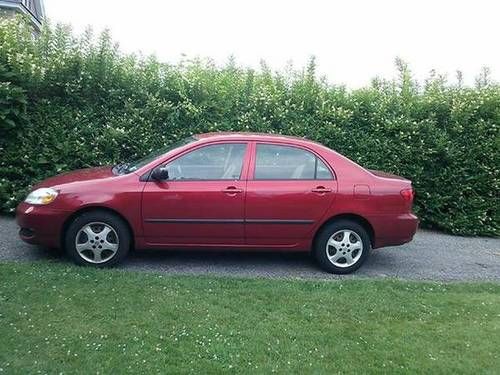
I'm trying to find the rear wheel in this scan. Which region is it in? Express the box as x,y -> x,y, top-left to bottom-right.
65,211 -> 130,266
313,220 -> 371,274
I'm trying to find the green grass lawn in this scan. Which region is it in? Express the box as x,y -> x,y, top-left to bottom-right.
0,262 -> 499,374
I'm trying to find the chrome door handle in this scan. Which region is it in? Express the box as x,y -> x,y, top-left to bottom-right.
311,187 -> 332,193
222,187 -> 243,194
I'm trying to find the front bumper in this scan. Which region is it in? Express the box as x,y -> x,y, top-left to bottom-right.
16,202 -> 71,248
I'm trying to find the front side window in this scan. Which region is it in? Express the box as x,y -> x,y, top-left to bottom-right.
166,143 -> 246,180
254,144 -> 333,180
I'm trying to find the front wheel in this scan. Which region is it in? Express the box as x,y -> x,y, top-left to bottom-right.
313,220 -> 371,274
65,211 -> 130,266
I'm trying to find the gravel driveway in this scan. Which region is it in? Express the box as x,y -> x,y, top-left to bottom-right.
1,216 -> 499,281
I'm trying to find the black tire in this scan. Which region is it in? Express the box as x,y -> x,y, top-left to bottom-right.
64,210 -> 131,267
313,219 -> 371,274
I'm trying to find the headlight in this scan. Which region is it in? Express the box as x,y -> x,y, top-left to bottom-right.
24,188 -> 59,205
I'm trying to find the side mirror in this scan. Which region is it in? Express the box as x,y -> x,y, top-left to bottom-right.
151,166 -> 169,181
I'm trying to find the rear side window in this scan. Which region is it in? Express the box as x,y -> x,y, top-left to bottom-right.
254,144 -> 333,180
166,143 -> 246,180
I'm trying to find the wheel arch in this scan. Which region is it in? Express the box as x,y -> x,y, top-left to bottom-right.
313,213 -> 375,249
61,206 -> 135,250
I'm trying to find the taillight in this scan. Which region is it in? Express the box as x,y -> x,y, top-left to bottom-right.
400,188 -> 415,202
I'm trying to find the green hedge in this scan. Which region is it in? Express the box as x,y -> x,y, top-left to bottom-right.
0,18 -> 499,235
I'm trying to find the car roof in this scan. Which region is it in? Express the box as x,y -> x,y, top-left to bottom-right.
195,132 -> 323,146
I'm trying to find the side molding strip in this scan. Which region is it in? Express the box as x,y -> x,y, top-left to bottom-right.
245,219 -> 314,224
144,219 -> 314,225
145,219 -> 244,224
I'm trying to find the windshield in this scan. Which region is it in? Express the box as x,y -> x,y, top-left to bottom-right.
117,136 -> 197,174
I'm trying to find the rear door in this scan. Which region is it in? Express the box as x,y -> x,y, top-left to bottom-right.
245,142 -> 337,246
142,142 -> 249,245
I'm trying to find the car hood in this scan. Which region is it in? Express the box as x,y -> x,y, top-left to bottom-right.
34,166 -> 115,189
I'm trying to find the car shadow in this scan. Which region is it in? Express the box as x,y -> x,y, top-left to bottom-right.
21,244 -> 412,279
122,248 -> 419,279
124,248 -> 322,275
25,245 -> 321,273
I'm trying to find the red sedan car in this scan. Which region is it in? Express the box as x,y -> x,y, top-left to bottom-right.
17,132 -> 418,273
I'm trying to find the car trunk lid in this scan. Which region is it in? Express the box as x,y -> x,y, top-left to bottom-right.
368,169 -> 410,182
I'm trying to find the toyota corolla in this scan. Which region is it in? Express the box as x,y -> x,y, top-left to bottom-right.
16,132 -> 418,273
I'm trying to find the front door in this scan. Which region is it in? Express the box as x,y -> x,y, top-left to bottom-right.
245,143 -> 337,247
142,142 -> 249,246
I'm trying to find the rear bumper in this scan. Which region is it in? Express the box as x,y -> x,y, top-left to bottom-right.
369,213 -> 419,249
16,202 -> 71,248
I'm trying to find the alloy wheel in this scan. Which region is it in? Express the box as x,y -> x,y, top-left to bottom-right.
326,229 -> 363,268
75,222 -> 119,264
